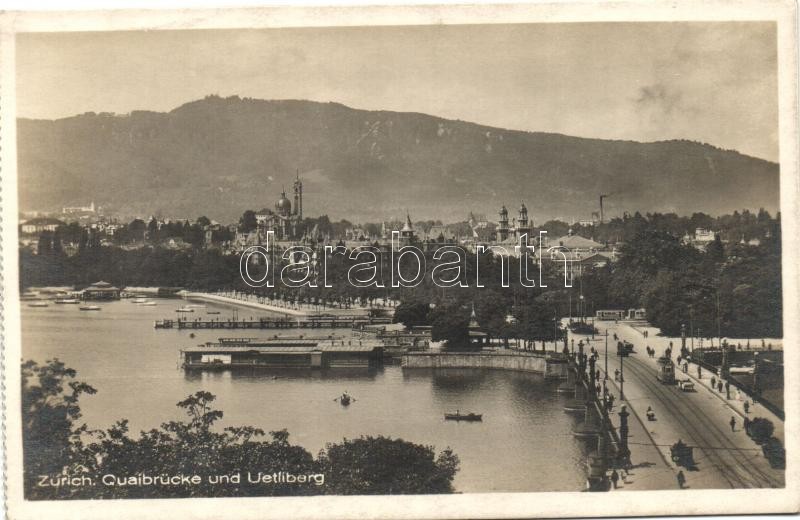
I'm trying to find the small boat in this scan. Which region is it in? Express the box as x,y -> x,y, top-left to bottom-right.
444,412 -> 483,422
207,310 -> 221,315
79,305 -> 101,311
131,298 -> 148,303
185,304 -> 206,309
335,393 -> 354,406
140,301 -> 157,306
54,298 -> 80,304
175,307 -> 195,313
28,301 -> 49,308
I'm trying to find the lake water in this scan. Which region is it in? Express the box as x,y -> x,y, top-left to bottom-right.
21,298 -> 588,493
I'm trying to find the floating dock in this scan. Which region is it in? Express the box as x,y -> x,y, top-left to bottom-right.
181,337 -> 384,370
155,315 -> 392,330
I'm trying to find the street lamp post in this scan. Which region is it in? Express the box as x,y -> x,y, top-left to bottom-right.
604,329 -> 608,380
619,349 -> 625,401
681,323 -> 686,353
553,314 -> 558,352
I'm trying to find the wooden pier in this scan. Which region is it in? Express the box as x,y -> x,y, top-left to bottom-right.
155,315 -> 393,330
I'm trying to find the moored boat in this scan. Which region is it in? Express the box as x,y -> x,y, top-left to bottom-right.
444,411 -> 482,422
79,305 -> 101,311
28,301 -> 49,308
176,307 -> 195,313
206,310 -> 221,314
131,298 -> 148,303
54,298 -> 80,304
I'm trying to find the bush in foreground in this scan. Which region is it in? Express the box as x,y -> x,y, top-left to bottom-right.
22,359 -> 459,499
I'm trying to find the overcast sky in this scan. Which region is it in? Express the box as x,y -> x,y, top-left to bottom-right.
16,22 -> 778,161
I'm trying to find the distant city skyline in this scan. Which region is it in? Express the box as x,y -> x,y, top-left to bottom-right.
16,22 -> 778,161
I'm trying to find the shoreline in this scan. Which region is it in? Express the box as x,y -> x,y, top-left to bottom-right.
183,292 -> 377,318
184,292 -> 308,316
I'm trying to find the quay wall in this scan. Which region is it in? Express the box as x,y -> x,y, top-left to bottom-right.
184,292 -> 375,318
184,292 -> 309,316
403,352 -> 564,376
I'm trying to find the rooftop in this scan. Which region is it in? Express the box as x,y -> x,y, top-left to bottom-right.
183,343 -> 380,354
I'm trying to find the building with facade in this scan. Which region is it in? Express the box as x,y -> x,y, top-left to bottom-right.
181,337 -> 383,370
497,203 -> 532,244
19,217 -> 64,235
253,173 -> 304,240
682,228 -> 719,251
82,281 -> 121,300
62,201 -> 96,214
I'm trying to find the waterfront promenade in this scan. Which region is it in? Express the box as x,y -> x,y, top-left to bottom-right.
575,321 -> 784,489
184,291 -> 388,317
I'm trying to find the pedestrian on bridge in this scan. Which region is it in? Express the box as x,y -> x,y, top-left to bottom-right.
677,471 -> 686,489
725,381 -> 731,399
730,416 -> 736,432
610,469 -> 619,489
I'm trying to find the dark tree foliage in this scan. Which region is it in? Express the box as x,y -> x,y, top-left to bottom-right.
318,436 -> 459,494
393,302 -> 430,328
238,210 -> 258,233
748,417 -> 775,445
23,360 -> 460,500
21,209 -> 782,339
22,359 -> 97,499
577,216 -> 782,338
430,303 -> 471,350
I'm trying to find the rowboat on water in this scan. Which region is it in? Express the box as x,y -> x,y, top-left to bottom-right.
175,307 -> 195,313
206,310 -> 221,314
131,298 -> 148,303
28,301 -> 49,308
334,392 -> 354,406
55,298 -> 80,304
444,411 -> 483,422
79,305 -> 101,311
140,301 -> 157,306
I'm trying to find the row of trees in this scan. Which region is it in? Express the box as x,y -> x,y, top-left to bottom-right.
23,359 -> 459,500
543,208 -> 779,247
576,227 -> 782,337
23,209 -> 783,340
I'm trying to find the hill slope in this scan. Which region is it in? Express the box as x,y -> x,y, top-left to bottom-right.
17,95 -> 779,222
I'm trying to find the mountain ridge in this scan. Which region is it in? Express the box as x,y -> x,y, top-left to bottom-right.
17,95 -> 779,223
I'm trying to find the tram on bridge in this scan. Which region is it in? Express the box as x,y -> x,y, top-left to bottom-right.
656,356 -> 676,384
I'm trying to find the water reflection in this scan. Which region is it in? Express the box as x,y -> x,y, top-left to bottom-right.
185,367 -> 382,383
22,300 -> 587,493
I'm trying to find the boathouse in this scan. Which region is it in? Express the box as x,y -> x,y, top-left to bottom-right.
82,281 -> 121,300
181,337 -> 383,370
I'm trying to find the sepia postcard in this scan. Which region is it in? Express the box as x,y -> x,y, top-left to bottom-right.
1,2 -> 799,519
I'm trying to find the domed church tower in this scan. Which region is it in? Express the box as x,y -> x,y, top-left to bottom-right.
498,205 -> 509,241
515,203 -> 531,239
275,189 -> 292,216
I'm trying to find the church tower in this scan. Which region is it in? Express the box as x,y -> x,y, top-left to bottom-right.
498,205 -> 509,241
516,203 -> 531,241
293,170 -> 303,220
400,212 -> 415,242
